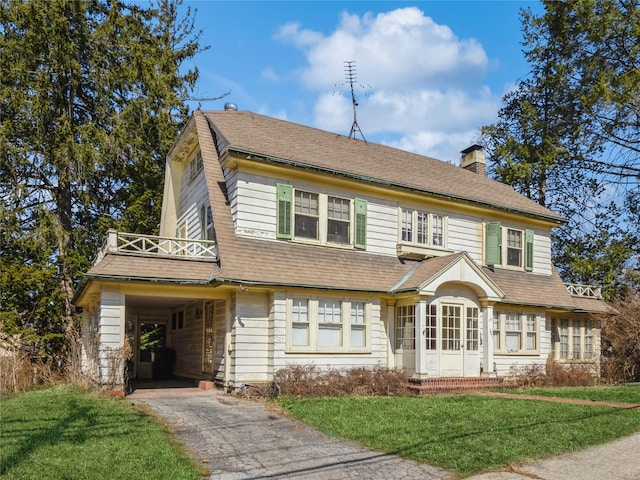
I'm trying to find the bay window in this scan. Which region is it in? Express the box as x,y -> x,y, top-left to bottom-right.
399,208 -> 447,248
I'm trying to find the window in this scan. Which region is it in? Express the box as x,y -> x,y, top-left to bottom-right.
402,209 -> 413,242
441,305 -> 461,351
466,307 -> 479,351
189,151 -> 203,181
395,305 -> 415,350
199,205 -> 215,241
327,196 -> 350,244
276,184 -> 367,249
318,300 -> 342,347
505,313 -> 521,352
506,229 -> 522,267
572,319 -> 582,359
426,304 -> 437,350
171,310 -> 184,330
350,302 -> 366,347
432,214 -> 444,246
551,318 -> 595,362
400,209 -> 446,248
526,314 -> 536,350
291,298 -> 309,346
493,311 -> 538,353
288,298 -> 369,351
485,222 -> 534,271
492,312 -> 500,350
559,319 -> 569,359
294,190 -> 319,240
584,325 -> 594,359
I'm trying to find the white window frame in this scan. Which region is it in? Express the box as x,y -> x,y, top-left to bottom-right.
286,297 -> 371,353
189,150 -> 203,182
395,304 -> 416,351
551,317 -> 596,362
398,208 -> 447,249
291,189 -> 354,247
493,311 -> 539,354
505,228 -> 523,268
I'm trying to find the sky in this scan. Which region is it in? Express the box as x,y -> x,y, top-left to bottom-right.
179,1 -> 544,163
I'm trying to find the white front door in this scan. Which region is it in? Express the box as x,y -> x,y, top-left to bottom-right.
440,304 -> 463,376
439,304 -> 481,376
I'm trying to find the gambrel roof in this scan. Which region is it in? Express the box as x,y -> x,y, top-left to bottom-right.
202,110 -> 565,224
77,110 -> 607,315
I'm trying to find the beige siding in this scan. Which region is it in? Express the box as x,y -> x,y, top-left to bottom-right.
366,199 -> 397,256
232,292 -> 271,384
234,172 -> 277,239
97,287 -> 124,383
172,302 -> 204,378
177,162 -> 208,239
532,230 -> 552,275
448,214 -> 483,262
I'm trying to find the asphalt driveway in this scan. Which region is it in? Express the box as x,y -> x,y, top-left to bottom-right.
130,388 -> 451,479
130,386 -> 640,480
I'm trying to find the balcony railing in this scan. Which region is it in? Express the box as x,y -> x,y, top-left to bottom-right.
94,229 -> 217,265
565,283 -> 602,299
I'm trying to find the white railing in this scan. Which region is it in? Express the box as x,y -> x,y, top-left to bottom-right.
565,283 -> 602,299
94,229 -> 217,265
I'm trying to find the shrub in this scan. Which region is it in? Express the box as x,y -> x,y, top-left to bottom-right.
0,333 -> 58,395
508,357 -> 597,387
261,365 -> 412,398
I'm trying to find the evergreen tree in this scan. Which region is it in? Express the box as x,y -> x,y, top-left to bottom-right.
0,0 -> 204,359
481,0 -> 639,298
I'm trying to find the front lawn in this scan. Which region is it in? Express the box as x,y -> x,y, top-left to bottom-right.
277,386 -> 640,477
505,384 -> 640,404
0,387 -> 204,480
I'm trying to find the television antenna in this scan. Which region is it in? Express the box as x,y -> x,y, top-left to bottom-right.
344,61 -> 366,142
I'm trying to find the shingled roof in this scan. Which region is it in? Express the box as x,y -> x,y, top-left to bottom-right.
75,111 -> 606,314
203,110 -> 565,224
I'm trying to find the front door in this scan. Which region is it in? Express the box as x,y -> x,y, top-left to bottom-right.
440,304 -> 463,376
439,304 -> 481,376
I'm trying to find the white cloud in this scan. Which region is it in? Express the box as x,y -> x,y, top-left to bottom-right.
276,6 -> 503,162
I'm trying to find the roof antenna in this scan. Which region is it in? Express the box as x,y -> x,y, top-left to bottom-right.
344,61 -> 366,142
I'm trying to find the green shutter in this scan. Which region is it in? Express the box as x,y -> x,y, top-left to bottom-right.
525,229 -> 534,272
354,198 -> 367,249
485,221 -> 501,266
276,184 -> 292,239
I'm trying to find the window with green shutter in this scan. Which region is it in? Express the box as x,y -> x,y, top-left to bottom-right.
485,221 -> 501,266
525,229 -> 534,272
276,184 -> 292,239
354,198 -> 367,249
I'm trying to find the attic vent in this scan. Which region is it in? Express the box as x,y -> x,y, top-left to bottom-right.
224,103 -> 238,111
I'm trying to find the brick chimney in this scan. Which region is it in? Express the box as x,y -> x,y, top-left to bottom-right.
460,144 -> 486,176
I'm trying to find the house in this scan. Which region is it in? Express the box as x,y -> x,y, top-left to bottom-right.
74,108 -> 609,391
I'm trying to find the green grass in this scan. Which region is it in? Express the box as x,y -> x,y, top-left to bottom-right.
277,387 -> 640,478
0,386 -> 204,480
505,385 -> 640,404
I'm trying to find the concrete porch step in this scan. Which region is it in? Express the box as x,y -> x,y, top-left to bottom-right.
408,376 -> 504,395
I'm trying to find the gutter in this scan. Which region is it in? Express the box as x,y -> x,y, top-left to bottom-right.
229,147 -> 566,225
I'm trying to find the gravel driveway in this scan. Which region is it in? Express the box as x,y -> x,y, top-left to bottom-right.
130,388 -> 452,480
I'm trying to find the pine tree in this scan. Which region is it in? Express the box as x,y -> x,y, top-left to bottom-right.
0,0 -> 204,359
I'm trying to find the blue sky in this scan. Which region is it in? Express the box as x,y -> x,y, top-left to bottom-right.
180,1 -> 543,163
